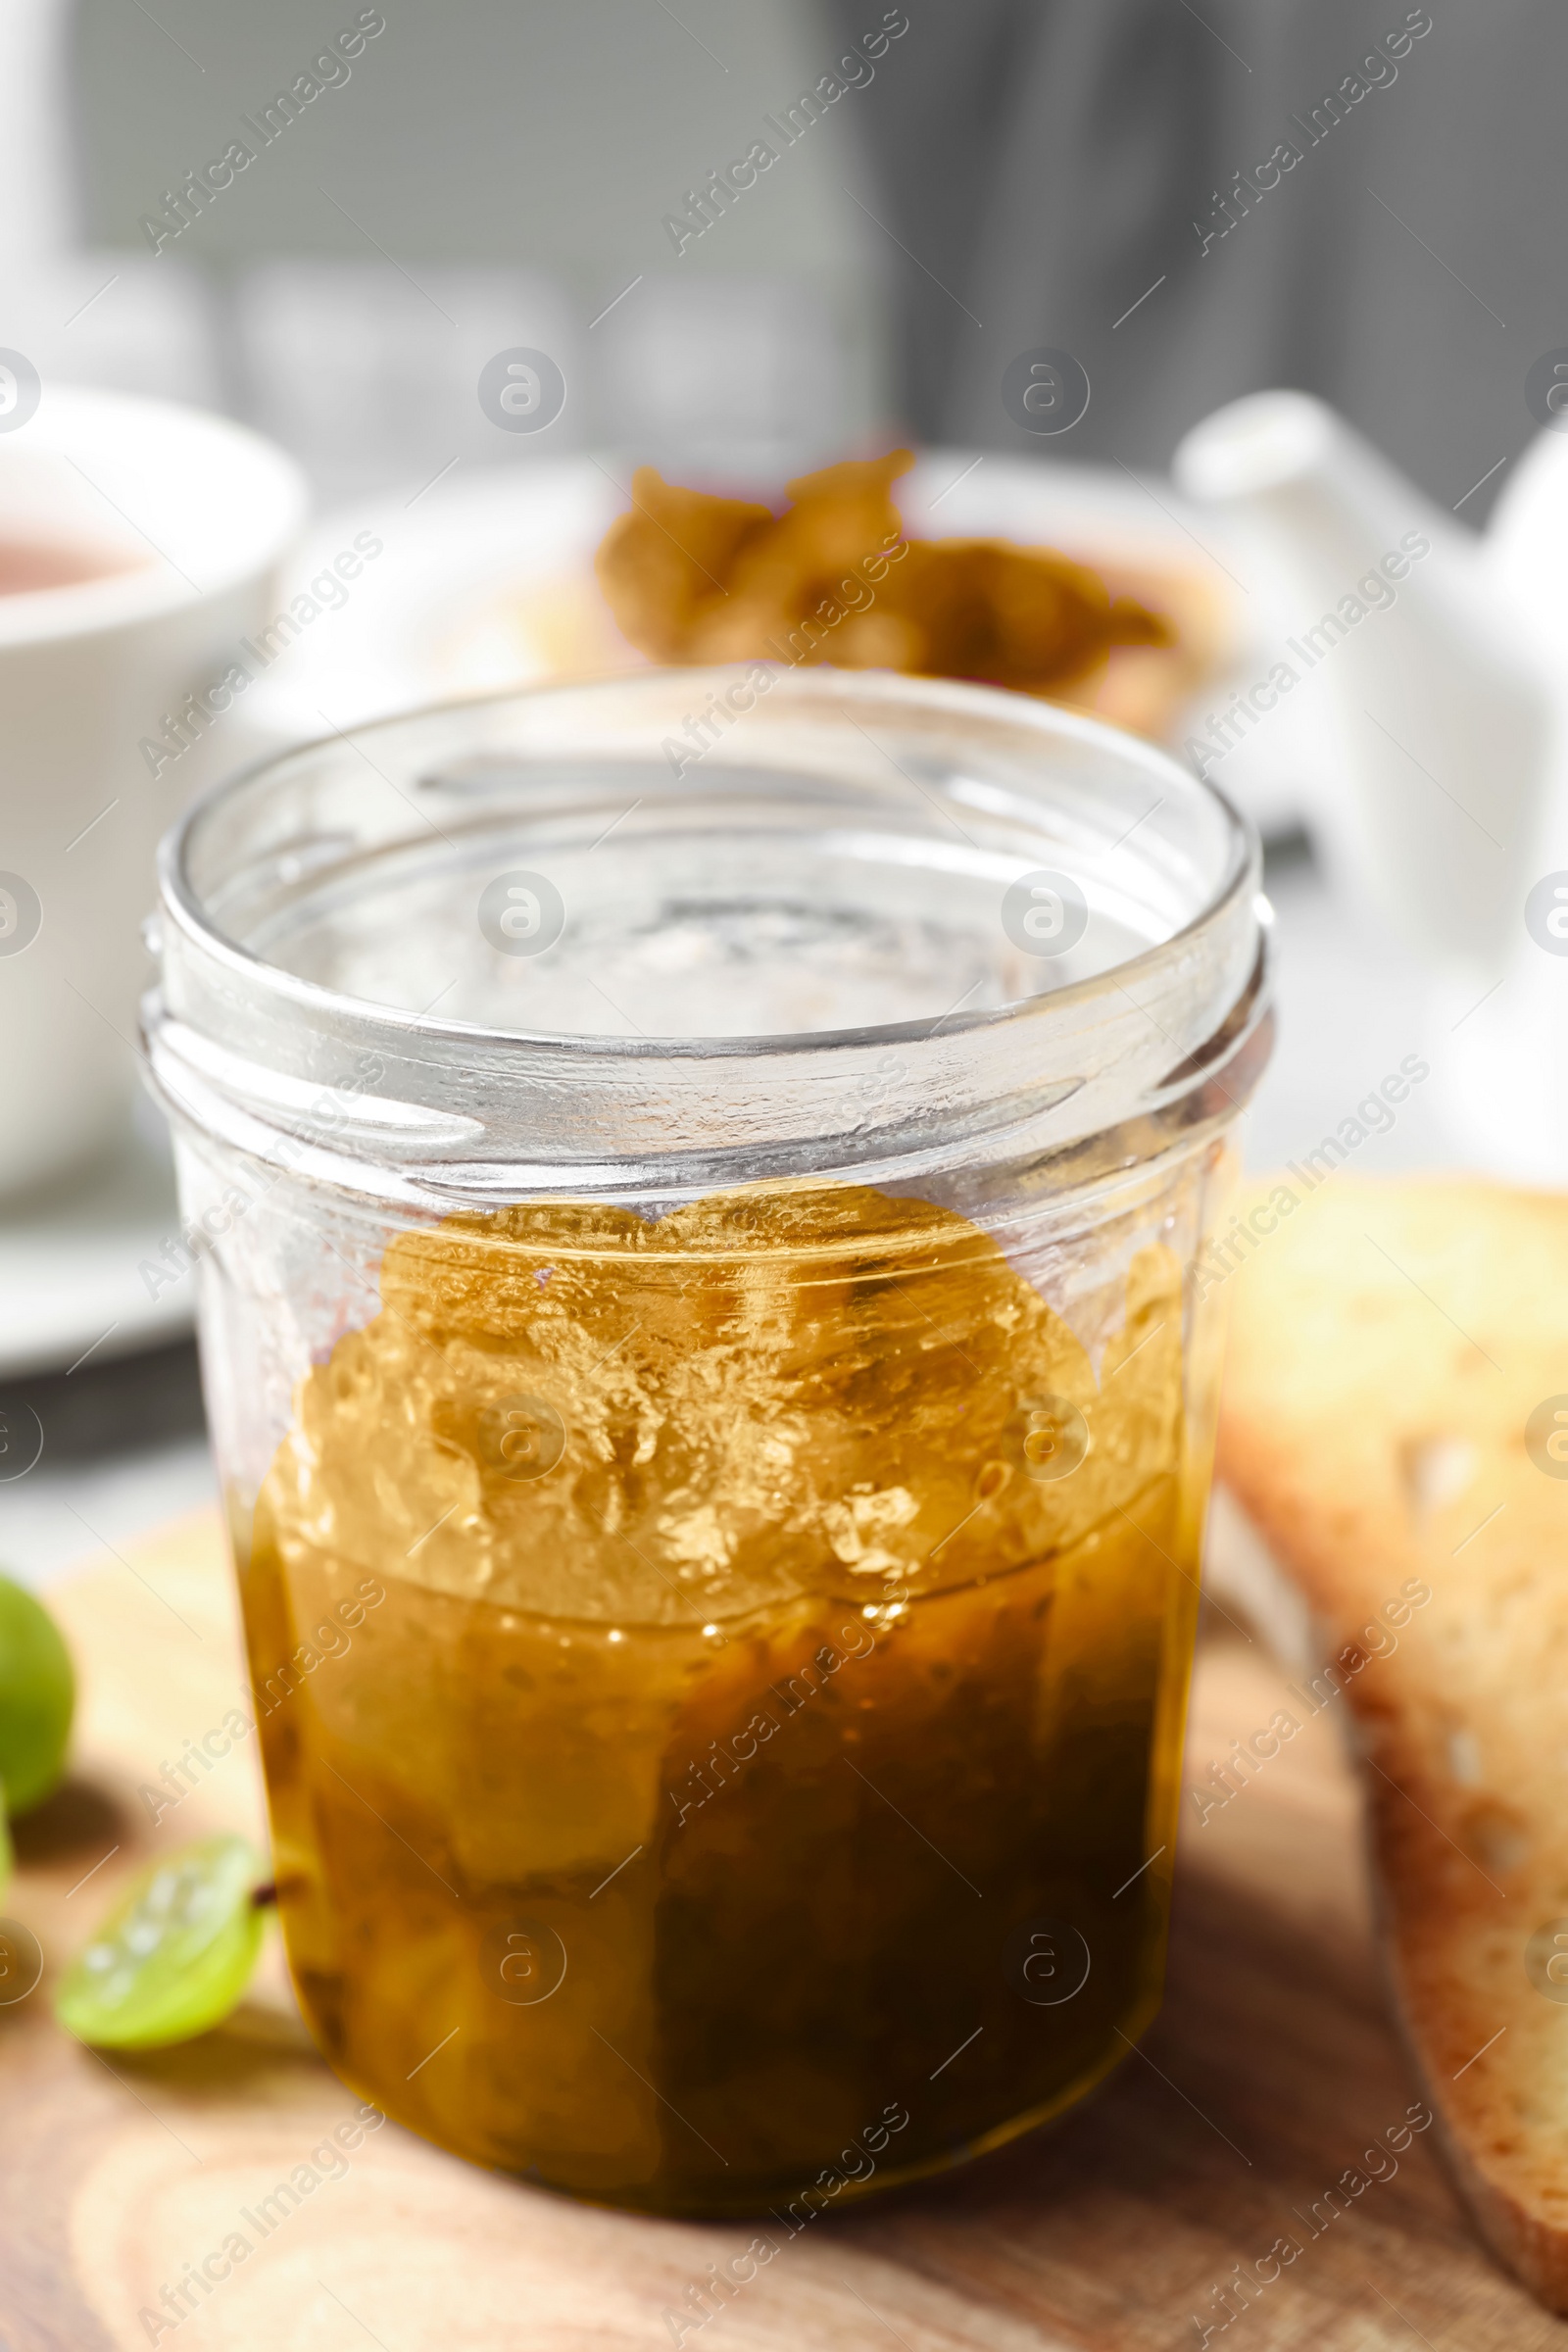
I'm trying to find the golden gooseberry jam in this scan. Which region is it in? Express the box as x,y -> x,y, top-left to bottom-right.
240,1177 -> 1200,2215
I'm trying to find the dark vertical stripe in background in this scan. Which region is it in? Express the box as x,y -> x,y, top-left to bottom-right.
825,0 -> 1557,514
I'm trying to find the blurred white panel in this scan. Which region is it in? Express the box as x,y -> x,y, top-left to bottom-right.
593,274 -> 849,478
0,252 -> 220,407
233,260 -> 581,500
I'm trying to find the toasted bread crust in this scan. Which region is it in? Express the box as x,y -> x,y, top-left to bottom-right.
1215,1175 -> 1568,2311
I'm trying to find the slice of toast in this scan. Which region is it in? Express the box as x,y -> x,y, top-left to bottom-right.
1212,1174 -> 1568,2311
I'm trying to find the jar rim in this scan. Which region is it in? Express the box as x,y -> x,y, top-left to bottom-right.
147,665 -> 1268,1200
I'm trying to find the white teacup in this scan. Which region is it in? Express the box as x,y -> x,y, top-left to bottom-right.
0,383 -> 307,1199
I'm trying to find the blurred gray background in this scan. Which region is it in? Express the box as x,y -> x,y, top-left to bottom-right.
0,0 -> 1547,513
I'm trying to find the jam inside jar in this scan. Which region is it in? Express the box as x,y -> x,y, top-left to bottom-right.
146,666 -> 1270,2215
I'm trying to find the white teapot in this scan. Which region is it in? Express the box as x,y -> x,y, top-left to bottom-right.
1175,391 -> 1568,1182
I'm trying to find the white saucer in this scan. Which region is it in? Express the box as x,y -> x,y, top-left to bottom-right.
0,1102 -> 193,1380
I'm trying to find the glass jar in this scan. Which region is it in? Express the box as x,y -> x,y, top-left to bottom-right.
144,665 -> 1270,2218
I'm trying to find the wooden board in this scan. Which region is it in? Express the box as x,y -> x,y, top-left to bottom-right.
3,1511 -> 1565,2352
